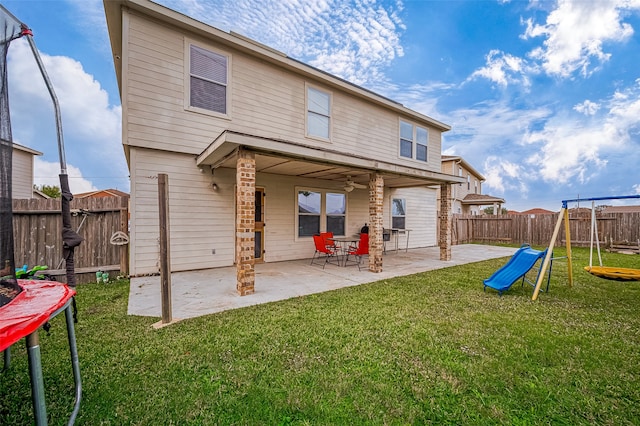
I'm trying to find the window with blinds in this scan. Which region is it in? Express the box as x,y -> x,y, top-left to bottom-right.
189,45 -> 228,114
307,86 -> 331,139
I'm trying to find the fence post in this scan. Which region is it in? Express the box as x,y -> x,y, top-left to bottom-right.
158,173 -> 172,324
119,196 -> 129,276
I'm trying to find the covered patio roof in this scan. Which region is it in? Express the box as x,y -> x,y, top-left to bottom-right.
196,130 -> 466,188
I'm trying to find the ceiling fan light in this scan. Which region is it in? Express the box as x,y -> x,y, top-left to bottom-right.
344,184 -> 354,192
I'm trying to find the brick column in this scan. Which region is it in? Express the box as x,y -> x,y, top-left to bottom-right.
235,148 -> 255,296
368,173 -> 384,272
439,183 -> 452,261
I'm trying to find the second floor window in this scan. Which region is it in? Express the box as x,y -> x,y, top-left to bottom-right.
307,86 -> 331,139
400,121 -> 428,162
189,45 -> 228,114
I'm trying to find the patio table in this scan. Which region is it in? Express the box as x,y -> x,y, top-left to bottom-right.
388,228 -> 412,253
328,236 -> 361,265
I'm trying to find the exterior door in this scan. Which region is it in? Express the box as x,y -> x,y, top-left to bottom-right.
254,188 -> 265,263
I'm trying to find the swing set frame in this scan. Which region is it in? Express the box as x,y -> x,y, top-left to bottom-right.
532,194 -> 640,301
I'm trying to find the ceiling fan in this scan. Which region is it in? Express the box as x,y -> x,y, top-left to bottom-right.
343,176 -> 367,192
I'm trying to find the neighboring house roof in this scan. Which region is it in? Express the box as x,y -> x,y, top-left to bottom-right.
441,155 -> 485,181
74,189 -> 130,198
511,208 -> 556,215
600,205 -> 640,213
461,193 -> 505,205
12,142 -> 42,156
32,188 -> 50,199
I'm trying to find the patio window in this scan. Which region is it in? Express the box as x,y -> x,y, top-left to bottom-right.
392,198 -> 406,229
307,86 -> 331,139
298,190 -> 321,237
297,189 -> 346,237
189,44 -> 228,115
399,120 -> 428,162
326,193 -> 346,235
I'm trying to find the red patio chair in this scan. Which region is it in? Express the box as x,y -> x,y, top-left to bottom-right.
319,232 -> 337,250
344,233 -> 369,270
311,234 -> 341,268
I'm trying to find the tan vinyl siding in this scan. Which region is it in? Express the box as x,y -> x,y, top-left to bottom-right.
128,147 -> 236,275
129,146 -> 440,273
388,187 -> 438,248
12,149 -> 34,199
124,12 -> 445,174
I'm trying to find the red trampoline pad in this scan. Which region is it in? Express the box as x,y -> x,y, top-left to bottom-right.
0,280 -> 76,351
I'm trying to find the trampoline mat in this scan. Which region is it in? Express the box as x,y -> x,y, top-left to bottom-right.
0,279 -> 75,351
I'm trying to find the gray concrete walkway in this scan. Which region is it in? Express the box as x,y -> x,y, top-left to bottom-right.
128,244 -> 516,319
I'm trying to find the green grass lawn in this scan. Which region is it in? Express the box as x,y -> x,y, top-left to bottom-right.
1,246 -> 639,425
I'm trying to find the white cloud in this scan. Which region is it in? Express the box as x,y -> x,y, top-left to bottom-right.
482,156 -> 528,195
524,83 -> 640,184
574,100 -> 600,115
522,0 -> 639,77
33,158 -> 97,194
7,39 -> 127,192
469,50 -> 533,87
159,0 -> 404,86
64,0 -> 112,59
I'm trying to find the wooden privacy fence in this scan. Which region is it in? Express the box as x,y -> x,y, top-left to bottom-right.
452,212 -> 640,247
12,196 -> 129,284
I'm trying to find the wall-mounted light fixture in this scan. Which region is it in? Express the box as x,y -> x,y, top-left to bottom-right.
212,182 -> 218,191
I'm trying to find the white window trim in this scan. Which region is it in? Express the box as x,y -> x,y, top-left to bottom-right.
295,187 -> 347,240
305,83 -> 332,142
398,120 -> 428,162
184,39 -> 232,119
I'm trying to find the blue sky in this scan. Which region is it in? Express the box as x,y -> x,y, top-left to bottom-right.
3,0 -> 640,211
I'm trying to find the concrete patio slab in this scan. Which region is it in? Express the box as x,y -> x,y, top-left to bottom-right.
128,244 -> 517,319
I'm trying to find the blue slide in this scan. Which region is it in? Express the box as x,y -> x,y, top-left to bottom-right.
483,244 -> 548,295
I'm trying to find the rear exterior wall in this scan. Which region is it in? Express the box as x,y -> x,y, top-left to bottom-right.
129,147 -> 438,275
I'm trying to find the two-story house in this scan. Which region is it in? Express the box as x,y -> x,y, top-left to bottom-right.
440,155 -> 505,215
104,0 -> 464,295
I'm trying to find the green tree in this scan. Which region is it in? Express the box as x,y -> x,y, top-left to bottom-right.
34,184 -> 61,198
483,206 -> 508,215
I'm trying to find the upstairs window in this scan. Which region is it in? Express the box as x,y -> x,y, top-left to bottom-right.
416,127 -> 428,161
399,121 -> 428,162
400,121 -> 413,158
307,86 -> 331,139
189,44 -> 228,114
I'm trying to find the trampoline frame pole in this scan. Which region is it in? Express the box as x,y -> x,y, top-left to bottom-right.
2,347 -> 10,370
26,332 -> 47,426
22,27 -> 66,173
65,304 -> 82,424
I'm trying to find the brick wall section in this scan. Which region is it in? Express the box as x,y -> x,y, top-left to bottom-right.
368,173 -> 384,272
439,183 -> 452,260
235,149 -> 256,296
